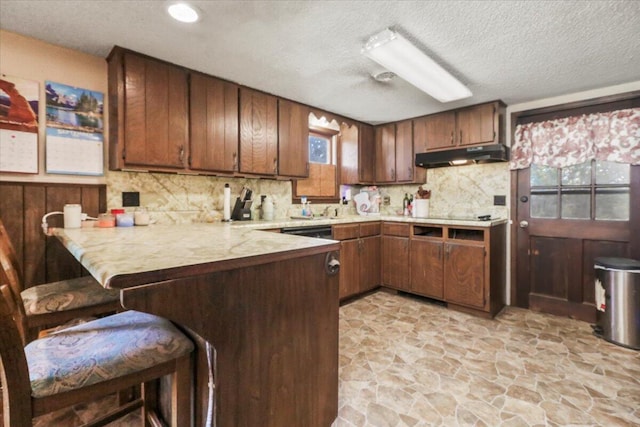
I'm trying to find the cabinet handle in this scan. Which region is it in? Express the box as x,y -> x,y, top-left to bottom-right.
179,146 -> 185,162
450,131 -> 454,145
407,166 -> 412,178
459,130 -> 463,144
445,244 -> 451,259
358,239 -> 364,253
273,158 -> 278,174
391,168 -> 395,180
233,152 -> 238,171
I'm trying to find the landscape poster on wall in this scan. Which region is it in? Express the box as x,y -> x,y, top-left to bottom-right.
0,74 -> 39,174
45,81 -> 104,175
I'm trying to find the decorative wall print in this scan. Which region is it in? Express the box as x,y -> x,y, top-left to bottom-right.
0,74 -> 39,173
45,81 -> 104,175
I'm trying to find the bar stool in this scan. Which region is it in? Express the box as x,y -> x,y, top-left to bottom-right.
0,283 -> 194,426
0,218 -> 120,341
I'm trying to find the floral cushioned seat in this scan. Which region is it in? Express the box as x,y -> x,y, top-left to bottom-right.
26,310 -> 194,398
21,276 -> 120,316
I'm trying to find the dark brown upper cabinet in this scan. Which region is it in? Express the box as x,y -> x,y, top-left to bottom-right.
239,88 -> 279,176
456,102 -> 501,146
374,120 -> 420,184
358,124 -> 375,184
189,73 -> 239,173
413,101 -> 505,153
394,120 -> 414,183
413,111 -> 456,151
374,123 -> 396,183
278,99 -> 309,178
108,47 -> 189,171
339,122 -> 359,185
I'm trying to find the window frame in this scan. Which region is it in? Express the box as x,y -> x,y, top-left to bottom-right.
292,127 -> 341,204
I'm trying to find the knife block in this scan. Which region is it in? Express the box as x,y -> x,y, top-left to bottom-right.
231,198 -> 252,221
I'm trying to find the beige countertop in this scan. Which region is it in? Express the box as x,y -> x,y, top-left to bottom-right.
52,223 -> 339,288
52,215 -> 506,288
231,214 -> 508,230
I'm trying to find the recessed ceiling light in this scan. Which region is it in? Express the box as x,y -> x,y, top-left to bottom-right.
167,2 -> 200,23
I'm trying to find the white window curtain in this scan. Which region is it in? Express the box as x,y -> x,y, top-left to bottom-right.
510,108 -> 640,170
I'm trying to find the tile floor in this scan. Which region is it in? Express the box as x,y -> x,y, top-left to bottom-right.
9,290 -> 640,426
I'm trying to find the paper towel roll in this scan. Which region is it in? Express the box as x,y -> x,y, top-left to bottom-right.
223,184 -> 231,221
63,204 -> 82,228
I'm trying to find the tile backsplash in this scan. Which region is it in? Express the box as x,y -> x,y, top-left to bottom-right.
106,162 -> 509,224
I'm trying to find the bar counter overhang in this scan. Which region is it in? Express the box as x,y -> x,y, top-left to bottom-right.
52,223 -> 341,427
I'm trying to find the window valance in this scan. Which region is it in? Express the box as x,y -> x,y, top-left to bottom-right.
510,108 -> 640,170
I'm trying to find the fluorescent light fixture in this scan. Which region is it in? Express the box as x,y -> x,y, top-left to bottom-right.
167,2 -> 200,23
450,159 -> 471,166
362,29 -> 472,103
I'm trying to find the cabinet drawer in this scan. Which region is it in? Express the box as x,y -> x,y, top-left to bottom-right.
359,222 -> 381,238
332,224 -> 359,240
382,222 -> 410,237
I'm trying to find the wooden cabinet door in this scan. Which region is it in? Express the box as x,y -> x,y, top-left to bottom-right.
413,111 -> 456,151
395,120 -> 413,182
410,239 -> 444,299
239,88 -> 278,175
123,52 -> 188,169
359,235 -> 381,293
339,122 -> 360,185
382,236 -> 410,290
374,124 -> 396,182
189,73 -> 238,173
456,103 -> 496,146
359,124 -> 375,184
444,242 -> 485,309
278,99 -> 309,178
339,239 -> 360,299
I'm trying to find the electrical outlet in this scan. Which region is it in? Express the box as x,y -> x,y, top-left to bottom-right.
494,195 -> 506,206
122,191 -> 140,207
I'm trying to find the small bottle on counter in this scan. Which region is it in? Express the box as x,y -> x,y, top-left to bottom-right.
403,193 -> 410,216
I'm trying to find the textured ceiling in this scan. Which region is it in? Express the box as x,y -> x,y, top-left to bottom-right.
1,1 -> 639,124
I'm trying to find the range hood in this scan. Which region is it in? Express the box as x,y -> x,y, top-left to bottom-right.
415,144 -> 509,169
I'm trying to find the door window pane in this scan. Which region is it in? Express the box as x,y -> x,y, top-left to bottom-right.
595,161 -> 630,184
562,162 -> 591,185
595,188 -> 630,220
561,189 -> 590,219
531,192 -> 558,218
530,164 -> 558,186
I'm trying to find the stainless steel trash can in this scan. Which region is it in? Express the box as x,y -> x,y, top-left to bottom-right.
594,257 -> 640,350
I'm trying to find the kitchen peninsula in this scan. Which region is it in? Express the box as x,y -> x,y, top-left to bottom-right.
52,223 -> 341,427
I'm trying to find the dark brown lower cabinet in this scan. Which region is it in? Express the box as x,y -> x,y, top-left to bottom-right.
410,238 -> 444,299
443,242 -> 485,309
407,223 -> 505,318
334,222 -> 381,300
381,222 -> 410,291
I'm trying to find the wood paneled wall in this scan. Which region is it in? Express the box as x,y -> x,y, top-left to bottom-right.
0,182 -> 106,287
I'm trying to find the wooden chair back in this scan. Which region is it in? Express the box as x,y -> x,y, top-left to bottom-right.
0,284 -> 34,423
0,224 -> 30,346
0,217 -> 25,297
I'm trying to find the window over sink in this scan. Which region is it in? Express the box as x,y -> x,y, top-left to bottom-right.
293,112 -> 341,203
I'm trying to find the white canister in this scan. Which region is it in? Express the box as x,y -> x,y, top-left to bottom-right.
262,196 -> 274,221
134,208 -> 150,226
414,199 -> 430,218
63,204 -> 82,228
